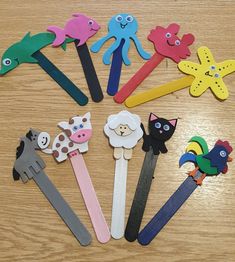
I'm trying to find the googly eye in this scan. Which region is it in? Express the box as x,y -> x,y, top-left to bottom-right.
220,150 -> 227,157
73,126 -> 78,131
163,124 -> 170,131
3,58 -> 12,66
126,15 -> 133,23
115,15 -> 123,22
155,122 -> 161,129
214,73 -> 220,78
79,124 -> 84,128
210,65 -> 216,70
88,20 -> 94,26
165,32 -> 171,38
175,40 -> 181,46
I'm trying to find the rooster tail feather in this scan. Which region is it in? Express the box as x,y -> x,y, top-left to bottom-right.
179,153 -> 196,167
186,136 -> 209,155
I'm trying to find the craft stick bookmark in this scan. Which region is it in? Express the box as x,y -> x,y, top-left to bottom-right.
13,129 -> 91,246
0,32 -> 88,105
125,46 -> 235,107
125,113 -> 178,242
42,113 -> 110,244
48,13 -> 103,102
138,136 -> 233,245
114,23 -> 195,103
104,111 -> 143,239
90,13 -> 151,96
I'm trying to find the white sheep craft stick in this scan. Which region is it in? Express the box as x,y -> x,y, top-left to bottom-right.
104,110 -> 143,239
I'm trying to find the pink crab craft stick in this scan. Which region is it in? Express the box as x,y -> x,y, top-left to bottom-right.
47,13 -> 103,102
114,23 -> 195,103
42,113 -> 110,244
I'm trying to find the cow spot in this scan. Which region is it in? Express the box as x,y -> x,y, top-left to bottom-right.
65,129 -> 72,137
56,143 -> 60,148
82,118 -> 87,122
69,142 -> 74,147
69,118 -> 74,124
62,147 -> 68,153
53,150 -> 59,158
59,135 -> 65,141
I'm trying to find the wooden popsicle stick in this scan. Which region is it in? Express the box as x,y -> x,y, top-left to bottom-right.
111,148 -> 129,239
114,53 -> 164,103
69,150 -> 110,244
125,75 -> 194,108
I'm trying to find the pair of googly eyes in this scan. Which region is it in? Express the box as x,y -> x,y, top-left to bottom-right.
220,150 -> 227,157
115,15 -> 133,23
73,124 -> 84,131
165,32 -> 181,46
155,122 -> 170,131
2,58 -> 12,66
210,65 -> 220,78
88,20 -> 94,26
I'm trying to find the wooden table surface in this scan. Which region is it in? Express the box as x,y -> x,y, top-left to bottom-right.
0,0 -> 235,261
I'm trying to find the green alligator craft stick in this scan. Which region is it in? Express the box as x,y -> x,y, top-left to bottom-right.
0,32 -> 88,106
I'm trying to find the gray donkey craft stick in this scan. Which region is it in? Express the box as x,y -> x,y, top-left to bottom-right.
13,129 -> 91,246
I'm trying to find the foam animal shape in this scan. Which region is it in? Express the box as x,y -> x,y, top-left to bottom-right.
141,113 -> 177,155
178,46 -> 235,100
0,32 -> 73,75
104,110 -> 143,159
90,13 -> 151,65
179,136 -> 233,185
47,113 -> 92,162
48,13 -> 100,47
13,129 -> 51,183
148,23 -> 195,63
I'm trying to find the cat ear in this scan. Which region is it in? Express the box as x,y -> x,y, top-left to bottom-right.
149,113 -> 158,122
169,119 -> 177,127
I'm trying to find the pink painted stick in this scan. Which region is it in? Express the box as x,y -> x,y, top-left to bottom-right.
69,150 -> 110,243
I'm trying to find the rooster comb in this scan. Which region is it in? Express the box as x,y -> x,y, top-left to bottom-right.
215,140 -> 233,154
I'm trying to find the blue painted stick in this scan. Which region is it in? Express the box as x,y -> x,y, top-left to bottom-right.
106,39 -> 125,96
138,175 -> 198,245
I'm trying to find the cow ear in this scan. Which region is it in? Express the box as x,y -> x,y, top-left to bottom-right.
83,112 -> 91,120
58,121 -> 68,130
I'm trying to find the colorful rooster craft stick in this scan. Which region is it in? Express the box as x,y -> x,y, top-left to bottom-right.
125,46 -> 235,107
48,13 -> 103,102
104,111 -> 143,239
114,23 -> 195,103
41,113 -> 110,244
13,129 -> 91,246
138,136 -> 233,246
91,13 -> 151,96
125,113 -> 177,242
0,32 -> 88,106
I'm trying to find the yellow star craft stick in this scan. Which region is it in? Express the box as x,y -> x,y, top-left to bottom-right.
125,46 -> 235,108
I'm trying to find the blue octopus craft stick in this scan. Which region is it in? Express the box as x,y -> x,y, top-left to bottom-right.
90,13 -> 151,96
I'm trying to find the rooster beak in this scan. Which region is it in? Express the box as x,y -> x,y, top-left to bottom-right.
227,156 -> 233,162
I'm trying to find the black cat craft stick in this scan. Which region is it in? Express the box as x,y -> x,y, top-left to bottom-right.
125,113 -> 177,242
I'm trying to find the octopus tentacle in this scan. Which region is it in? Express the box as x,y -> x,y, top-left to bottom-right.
122,38 -> 131,65
90,33 -> 113,53
103,38 -> 122,65
131,35 -> 151,60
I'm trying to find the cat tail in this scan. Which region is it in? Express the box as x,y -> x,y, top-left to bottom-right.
179,153 -> 196,167
140,123 -> 147,137
47,26 -> 66,47
186,136 -> 209,155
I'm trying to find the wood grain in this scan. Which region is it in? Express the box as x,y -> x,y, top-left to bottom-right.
0,0 -> 235,261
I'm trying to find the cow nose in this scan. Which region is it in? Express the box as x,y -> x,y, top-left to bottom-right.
78,133 -> 86,138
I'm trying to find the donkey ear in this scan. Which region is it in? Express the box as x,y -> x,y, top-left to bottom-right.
169,119 -> 178,127
58,121 -> 68,130
149,113 -> 158,122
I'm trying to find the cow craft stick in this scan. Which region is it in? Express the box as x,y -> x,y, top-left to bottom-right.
0,32 -> 88,105
138,136 -> 233,245
104,111 -> 143,239
42,113 -> 110,244
114,23 -> 195,103
13,129 -> 91,246
125,46 -> 235,107
125,113 -> 177,242
91,14 -> 150,96
48,13 -> 103,102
